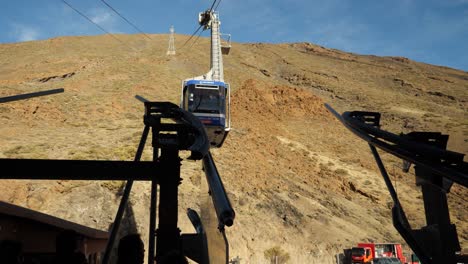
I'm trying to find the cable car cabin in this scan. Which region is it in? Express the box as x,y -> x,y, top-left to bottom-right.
220,34 -> 231,55
181,80 -> 231,148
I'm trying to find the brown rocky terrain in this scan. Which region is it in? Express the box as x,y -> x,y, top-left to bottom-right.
0,34 -> 466,263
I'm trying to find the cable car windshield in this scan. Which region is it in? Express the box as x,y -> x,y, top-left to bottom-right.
191,85 -> 225,114
352,248 -> 365,256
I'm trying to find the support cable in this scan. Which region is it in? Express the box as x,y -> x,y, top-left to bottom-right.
214,0 -> 222,11
209,0 -> 218,13
99,0 -> 152,40
61,0 -> 137,52
180,25 -> 203,50
187,28 -> 205,50
180,0 -> 218,50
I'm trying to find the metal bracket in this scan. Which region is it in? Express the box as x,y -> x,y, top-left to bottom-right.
326,104 -> 467,264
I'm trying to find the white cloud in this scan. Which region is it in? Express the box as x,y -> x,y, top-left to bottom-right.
37,4 -> 106,37
88,8 -> 118,32
32,4 -> 126,39
10,24 -> 41,42
90,10 -> 112,25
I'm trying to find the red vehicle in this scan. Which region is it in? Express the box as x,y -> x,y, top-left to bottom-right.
351,246 -> 373,263
358,243 -> 407,263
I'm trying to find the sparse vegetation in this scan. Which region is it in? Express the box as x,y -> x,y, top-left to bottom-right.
101,181 -> 125,193
3,145 -> 49,159
0,34 -> 466,262
334,168 -> 348,176
264,246 -> 290,264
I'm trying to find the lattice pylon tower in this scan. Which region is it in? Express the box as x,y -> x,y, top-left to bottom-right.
167,25 -> 176,55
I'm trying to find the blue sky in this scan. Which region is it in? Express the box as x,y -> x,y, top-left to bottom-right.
1,0 -> 467,71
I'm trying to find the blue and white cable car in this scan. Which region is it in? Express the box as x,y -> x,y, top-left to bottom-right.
181,10 -> 231,148
181,79 -> 231,147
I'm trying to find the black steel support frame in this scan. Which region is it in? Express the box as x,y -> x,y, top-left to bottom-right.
0,100 -> 234,264
1,86 -> 236,263
0,88 -> 64,104
101,124 -> 150,264
101,101 -> 205,264
202,152 -> 235,228
325,104 -> 467,264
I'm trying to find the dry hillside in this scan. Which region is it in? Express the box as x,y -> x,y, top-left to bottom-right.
0,34 -> 467,263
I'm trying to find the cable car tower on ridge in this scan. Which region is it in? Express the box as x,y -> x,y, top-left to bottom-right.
167,25 -> 176,55
181,10 -> 232,148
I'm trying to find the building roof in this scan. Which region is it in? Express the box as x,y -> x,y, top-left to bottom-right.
0,201 -> 108,239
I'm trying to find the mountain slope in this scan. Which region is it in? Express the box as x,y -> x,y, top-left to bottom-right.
0,34 -> 466,263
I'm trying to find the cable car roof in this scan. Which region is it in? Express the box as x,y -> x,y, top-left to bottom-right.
185,79 -> 226,86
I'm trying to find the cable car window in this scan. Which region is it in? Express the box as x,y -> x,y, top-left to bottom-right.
196,84 -> 218,89
191,86 -> 225,113
183,86 -> 189,110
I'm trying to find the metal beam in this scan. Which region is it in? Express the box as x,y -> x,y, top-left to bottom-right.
0,88 -> 64,104
326,103 -> 467,264
203,152 -> 235,227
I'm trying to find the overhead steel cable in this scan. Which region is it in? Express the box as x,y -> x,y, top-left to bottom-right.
214,0 -> 222,11
179,25 -> 203,50
98,0 -> 152,40
180,0 -> 218,51
188,27 -> 205,50
209,0 -> 218,13
61,0 -> 137,52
